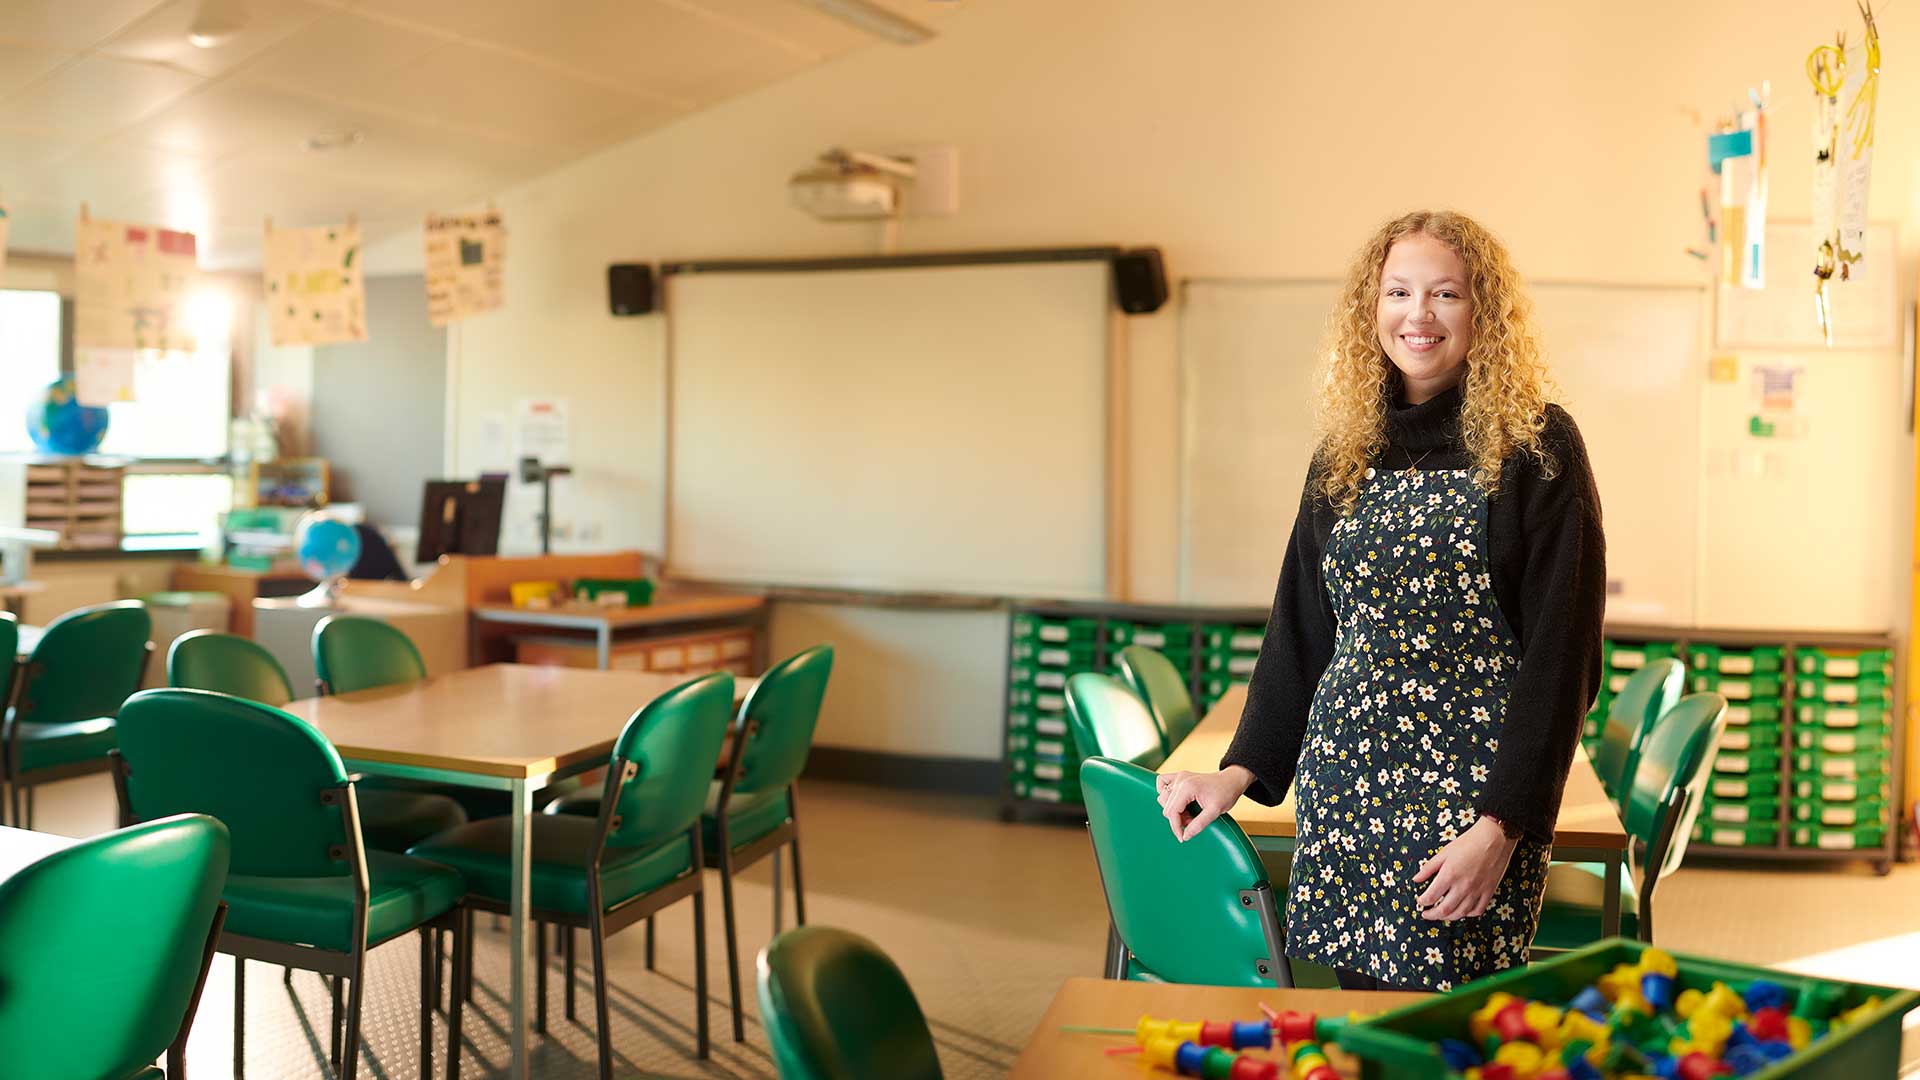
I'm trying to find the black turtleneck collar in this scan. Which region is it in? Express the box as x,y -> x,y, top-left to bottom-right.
1384,383 -> 1463,452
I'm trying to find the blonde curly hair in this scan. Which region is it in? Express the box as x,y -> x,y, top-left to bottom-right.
1314,210 -> 1557,514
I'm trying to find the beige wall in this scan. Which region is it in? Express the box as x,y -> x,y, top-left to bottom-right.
449,1 -> 1918,755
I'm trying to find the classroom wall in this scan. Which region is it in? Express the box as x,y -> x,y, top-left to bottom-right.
444,0 -> 1920,759
311,275 -> 447,528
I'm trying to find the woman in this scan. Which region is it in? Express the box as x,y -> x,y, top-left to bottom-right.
1156,210 -> 1605,991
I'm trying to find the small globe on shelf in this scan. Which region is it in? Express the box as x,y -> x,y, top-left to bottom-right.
26,376 -> 110,456
293,511 -> 362,608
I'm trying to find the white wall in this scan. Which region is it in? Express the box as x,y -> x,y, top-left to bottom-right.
447,0 -> 1920,758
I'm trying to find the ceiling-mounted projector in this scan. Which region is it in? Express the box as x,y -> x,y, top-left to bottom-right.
789,148 -> 916,220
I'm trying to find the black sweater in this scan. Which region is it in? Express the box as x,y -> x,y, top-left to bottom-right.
1220,386 -> 1607,843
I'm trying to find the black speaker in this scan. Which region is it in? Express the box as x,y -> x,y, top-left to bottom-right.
1112,248 -> 1168,315
608,263 -> 654,316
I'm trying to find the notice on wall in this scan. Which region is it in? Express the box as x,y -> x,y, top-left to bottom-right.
1748,362 -> 1807,439
423,210 -> 505,326
514,397 -> 570,466
265,222 -> 366,346
74,349 -> 138,407
74,215 -> 199,352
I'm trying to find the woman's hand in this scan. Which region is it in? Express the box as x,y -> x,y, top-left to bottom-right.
1412,814 -> 1518,920
1154,765 -> 1254,842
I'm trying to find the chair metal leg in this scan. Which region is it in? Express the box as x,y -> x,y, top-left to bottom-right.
693,888 -> 710,1059
233,955 -> 246,1079
790,837 -> 807,927
772,847 -> 783,935
342,957 -> 367,1080
463,908 -> 476,1004
645,915 -> 655,971
535,918 -> 548,1035
433,928 -> 444,1012
282,966 -> 293,987
419,929 -> 434,1078
719,858 -> 744,1042
330,974 -> 343,1067
22,785 -> 31,830
565,925 -> 577,1022
589,915 -> 614,1080
447,913 -> 467,1080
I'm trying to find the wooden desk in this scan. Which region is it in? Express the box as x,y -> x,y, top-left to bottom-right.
474,592 -> 768,670
279,663 -> 754,1080
0,824 -> 73,882
1010,977 -> 1426,1078
1162,685 -> 1631,935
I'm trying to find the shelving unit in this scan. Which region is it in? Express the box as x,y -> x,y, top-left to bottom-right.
0,458 -> 127,551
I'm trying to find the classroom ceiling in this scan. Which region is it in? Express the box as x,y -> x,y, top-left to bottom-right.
0,0 -> 959,269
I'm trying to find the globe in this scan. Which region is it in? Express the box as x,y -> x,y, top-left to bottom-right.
26,376 -> 110,455
296,514 -> 362,582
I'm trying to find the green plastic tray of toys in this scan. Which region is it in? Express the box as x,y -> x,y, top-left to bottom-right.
1337,938 -> 1915,1080
573,577 -> 654,606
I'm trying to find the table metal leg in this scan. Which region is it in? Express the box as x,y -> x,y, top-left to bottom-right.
596,626 -> 610,670
509,778 -> 532,1078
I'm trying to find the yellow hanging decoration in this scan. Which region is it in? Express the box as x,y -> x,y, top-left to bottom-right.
1807,1 -> 1882,346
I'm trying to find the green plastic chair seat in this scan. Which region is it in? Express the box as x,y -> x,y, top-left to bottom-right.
757,926 -> 943,1080
702,781 -> 791,857
1535,861 -> 1642,945
409,813 -> 694,917
222,850 -> 464,952
356,789 -> 469,853
11,717 -> 116,771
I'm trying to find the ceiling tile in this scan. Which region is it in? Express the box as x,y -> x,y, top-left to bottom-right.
0,127 -> 82,195
2,55 -> 204,140
0,0 -> 162,50
97,0 -> 328,79
674,0 -> 870,57
225,9 -> 446,105
334,0 -> 523,40
0,40 -> 71,99
137,82 -> 355,158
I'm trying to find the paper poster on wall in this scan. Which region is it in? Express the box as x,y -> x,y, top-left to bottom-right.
1747,362 -> 1806,439
265,222 -> 366,346
513,398 -> 570,466
423,210 -> 505,326
73,214 -> 199,352
74,349 -> 138,407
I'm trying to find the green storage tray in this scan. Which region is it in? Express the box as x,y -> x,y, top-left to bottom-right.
1792,725 -> 1889,754
1605,639 -> 1679,670
572,577 -> 654,606
1011,614 -> 1098,644
1009,639 -> 1098,669
1107,621 -> 1194,649
1337,938 -> 1915,1080
1792,749 -> 1889,779
1009,752 -> 1079,784
1723,699 -> 1784,726
1794,701 -> 1891,729
1692,820 -> 1780,846
1199,623 -> 1265,652
1712,748 -> 1782,776
1692,673 -> 1785,700
1717,724 -> 1782,753
1009,662 -> 1071,690
1700,797 -> 1782,825
1200,651 -> 1259,676
1009,777 -> 1082,805
1795,674 -> 1893,705
1797,648 -> 1894,680
1790,824 -> 1887,851
1689,644 -> 1785,675
1790,797 -> 1886,828
1005,732 -> 1030,755
1792,776 -> 1888,802
1708,775 -> 1778,800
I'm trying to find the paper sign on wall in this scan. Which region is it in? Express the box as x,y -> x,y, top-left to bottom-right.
265,222 -> 366,346
74,215 -> 199,352
423,210 -> 505,326
514,398 -> 570,466
74,349 -> 138,407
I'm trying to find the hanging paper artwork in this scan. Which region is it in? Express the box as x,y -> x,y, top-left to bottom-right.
265,221 -> 367,346
73,213 -> 199,353
423,210 -> 505,326
1704,86 -> 1768,289
1807,1 -> 1882,344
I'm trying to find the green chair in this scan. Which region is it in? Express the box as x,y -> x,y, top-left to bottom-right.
1592,658 -> 1686,813
112,688 -> 468,1080
312,614 -> 427,696
1534,692 -> 1728,950
757,926 -> 942,1080
0,813 -> 230,1080
1064,672 -> 1166,769
3,599 -> 152,829
169,629 -> 468,852
1116,645 -> 1200,754
410,671 -> 735,1073
1081,756 -> 1294,987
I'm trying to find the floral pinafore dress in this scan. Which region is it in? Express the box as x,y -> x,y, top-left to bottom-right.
1286,466 -> 1550,990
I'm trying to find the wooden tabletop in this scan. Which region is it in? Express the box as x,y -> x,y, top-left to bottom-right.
1009,977 -> 1426,1078
472,592 -> 765,630
0,825 -> 74,883
1162,684 -> 1627,850
278,664 -> 754,781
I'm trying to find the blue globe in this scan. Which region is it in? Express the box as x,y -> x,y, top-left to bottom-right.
26,376 -> 110,455
296,515 -> 362,581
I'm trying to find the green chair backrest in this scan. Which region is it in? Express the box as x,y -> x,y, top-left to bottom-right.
0,814 -> 229,1079
313,615 -> 426,694
1081,756 -> 1276,986
1115,645 -> 1199,753
1065,673 -> 1166,769
0,613 -> 15,712
1624,691 -> 1728,882
168,629 -> 295,707
757,926 -> 942,1080
14,600 -> 151,726
117,688 -> 352,877
606,672 -> 736,850
732,645 -> 834,795
1593,659 -> 1685,810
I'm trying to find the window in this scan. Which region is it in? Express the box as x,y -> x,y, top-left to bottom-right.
96,290 -> 233,460
0,290 -> 63,454
121,469 -> 233,539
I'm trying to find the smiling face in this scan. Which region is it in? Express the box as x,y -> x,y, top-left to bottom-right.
1375,232 -> 1473,404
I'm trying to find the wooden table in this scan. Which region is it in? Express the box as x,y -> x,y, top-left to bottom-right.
279,663 -> 754,1080
1162,684 -> 1631,936
473,591 -> 767,670
1011,977 -> 1426,1077
0,824 -> 73,882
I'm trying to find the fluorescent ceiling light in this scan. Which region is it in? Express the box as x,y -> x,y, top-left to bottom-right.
796,0 -> 935,45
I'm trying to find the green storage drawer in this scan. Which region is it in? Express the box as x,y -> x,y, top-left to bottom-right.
1011,614 -> 1098,644
1692,820 -> 1779,846
1796,647 -> 1894,680
1792,776 -> 1888,802
1008,776 -> 1082,805
1713,748 -> 1782,775
1691,672 -> 1785,700
1795,673 -> 1893,705
1010,639 -> 1097,669
1791,748 -> 1888,779
1009,751 -> 1079,784
1790,797 -> 1886,828
1700,797 -> 1781,825
1794,701 -> 1890,729
1005,731 -> 1031,755
1792,725 -> 1889,754
1200,651 -> 1259,676
1199,623 -> 1265,651
1708,775 -> 1777,800
1723,698 -> 1784,726
1790,824 -> 1886,851
1688,643 -> 1785,675
1009,662 -> 1072,690
1717,724 -> 1782,753
1337,939 -> 1915,1080
1604,639 -> 1679,670
1107,621 -> 1193,649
